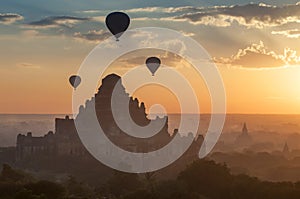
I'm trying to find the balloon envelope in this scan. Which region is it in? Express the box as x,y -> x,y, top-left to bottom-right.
146,57 -> 161,76
69,75 -> 81,89
105,12 -> 130,41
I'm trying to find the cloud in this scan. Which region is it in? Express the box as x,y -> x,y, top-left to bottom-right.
21,30 -> 40,37
0,13 -> 23,24
123,6 -> 193,13
79,10 -> 103,14
272,29 -> 300,38
179,31 -> 195,37
112,50 -> 186,69
282,48 -> 300,65
73,29 -> 110,43
16,63 -> 41,69
124,7 -> 163,13
91,16 -> 105,23
172,3 -> 300,28
131,17 -> 156,21
27,16 -> 89,28
80,6 -> 190,15
214,41 -> 300,68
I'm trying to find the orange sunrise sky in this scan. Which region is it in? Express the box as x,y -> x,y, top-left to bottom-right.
0,1 -> 300,114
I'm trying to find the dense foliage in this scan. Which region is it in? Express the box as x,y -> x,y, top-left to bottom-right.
2,160 -> 300,199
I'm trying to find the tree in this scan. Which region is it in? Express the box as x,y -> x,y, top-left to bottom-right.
178,160 -> 233,199
104,171 -> 142,197
25,180 -> 65,199
1,164 -> 26,183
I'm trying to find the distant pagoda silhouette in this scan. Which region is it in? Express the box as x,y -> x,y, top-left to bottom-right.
282,142 -> 290,158
235,122 -> 252,147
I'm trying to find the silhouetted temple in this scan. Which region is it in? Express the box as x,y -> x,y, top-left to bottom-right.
15,74 -> 203,172
16,116 -> 85,161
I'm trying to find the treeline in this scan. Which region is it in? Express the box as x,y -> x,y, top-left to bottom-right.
2,160 -> 300,199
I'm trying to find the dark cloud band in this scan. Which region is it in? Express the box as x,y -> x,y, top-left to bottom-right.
173,3 -> 300,28
0,13 -> 23,24
27,16 -> 89,28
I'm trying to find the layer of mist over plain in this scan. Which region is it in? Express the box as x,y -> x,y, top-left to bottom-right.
0,114 -> 65,147
1,114 -> 300,151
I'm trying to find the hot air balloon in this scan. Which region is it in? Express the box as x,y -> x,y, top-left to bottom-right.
105,12 -> 130,41
146,57 -> 161,76
69,75 -> 81,90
